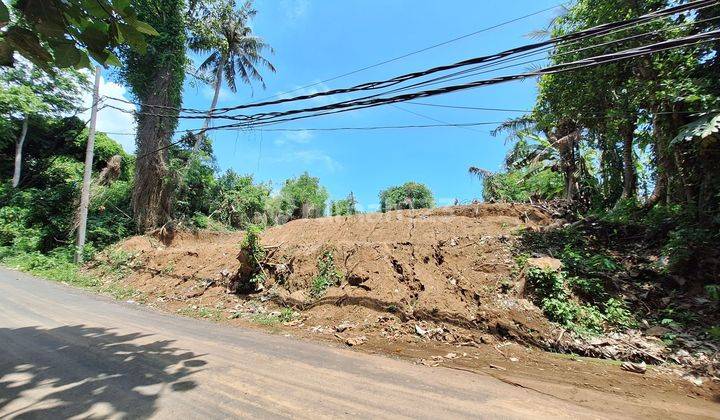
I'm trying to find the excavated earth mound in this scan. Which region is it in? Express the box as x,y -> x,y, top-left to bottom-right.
87,203 -> 720,414
100,203 -> 559,347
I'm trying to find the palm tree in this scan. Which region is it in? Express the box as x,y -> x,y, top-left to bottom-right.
189,0 -> 275,152
488,116 -> 587,202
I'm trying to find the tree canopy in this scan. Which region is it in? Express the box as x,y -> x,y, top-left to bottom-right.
0,0 -> 159,69
379,182 -> 434,212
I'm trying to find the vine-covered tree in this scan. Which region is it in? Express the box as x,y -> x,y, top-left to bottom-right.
118,0 -> 186,231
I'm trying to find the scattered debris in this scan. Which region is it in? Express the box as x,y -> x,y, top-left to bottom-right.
621,361 -> 647,374
336,322 -> 354,333
345,336 -> 367,346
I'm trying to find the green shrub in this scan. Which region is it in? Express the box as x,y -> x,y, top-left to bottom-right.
330,192 -> 358,216
0,246 -> 99,289
242,224 -> 266,265
279,307 -> 294,323
269,172 -> 329,222
567,276 -> 607,301
190,212 -> 209,229
604,298 -> 636,329
237,225 -> 267,291
379,182 -> 434,212
525,267 -> 634,334
311,250 -> 342,298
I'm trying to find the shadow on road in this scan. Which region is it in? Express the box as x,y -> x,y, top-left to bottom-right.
0,324 -> 207,418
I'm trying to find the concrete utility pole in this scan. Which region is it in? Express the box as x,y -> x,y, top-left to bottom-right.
75,66 -> 102,263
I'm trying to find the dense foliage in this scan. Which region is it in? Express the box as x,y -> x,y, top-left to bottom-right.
379,182 -> 434,212
479,0 -> 720,218
0,117 -> 134,256
0,0 -> 158,69
267,172 -> 329,223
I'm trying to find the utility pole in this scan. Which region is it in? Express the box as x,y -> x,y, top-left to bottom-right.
75,66 -> 102,263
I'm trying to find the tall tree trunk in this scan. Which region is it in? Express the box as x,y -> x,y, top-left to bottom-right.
203,60 -> 224,130
646,113 -> 670,207
620,120 -> 637,199
132,66 -> 177,231
192,57 -> 225,155
556,129 -> 580,202
11,116 -> 29,188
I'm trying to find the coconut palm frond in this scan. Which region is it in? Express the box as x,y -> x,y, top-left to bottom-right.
468,166 -> 494,179
526,29 -> 550,40
491,115 -> 536,139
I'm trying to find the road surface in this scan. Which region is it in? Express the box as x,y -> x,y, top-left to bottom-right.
0,267 -> 606,419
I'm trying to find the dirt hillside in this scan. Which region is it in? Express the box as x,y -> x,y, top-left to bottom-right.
87,203 -> 719,413
104,203 -> 558,346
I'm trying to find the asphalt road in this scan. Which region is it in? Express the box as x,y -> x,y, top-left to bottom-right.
0,267 -> 603,419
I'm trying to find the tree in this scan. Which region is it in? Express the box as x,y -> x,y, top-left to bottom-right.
0,60 -> 88,187
469,136 -> 565,203
513,0 -> 720,211
379,182 -> 434,212
0,0 -> 158,69
189,0 -> 274,145
118,0 -> 186,231
211,170 -> 270,228
330,192 -> 357,216
270,172 -> 328,222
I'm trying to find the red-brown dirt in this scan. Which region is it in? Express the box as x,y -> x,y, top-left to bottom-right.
88,203 -> 719,417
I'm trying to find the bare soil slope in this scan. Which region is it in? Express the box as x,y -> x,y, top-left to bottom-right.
252,203 -> 555,344
107,204 -> 557,346
88,204 -> 719,414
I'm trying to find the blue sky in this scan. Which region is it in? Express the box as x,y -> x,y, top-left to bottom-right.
98,0 -> 560,211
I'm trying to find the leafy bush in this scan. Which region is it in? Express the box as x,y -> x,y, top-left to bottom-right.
482,168 -> 563,203
604,298 -> 636,329
238,224 -> 267,289
311,250 -> 342,298
269,172 -> 328,222
330,192 -> 357,216
212,171 -> 270,228
379,182 -> 434,212
525,267 -> 634,334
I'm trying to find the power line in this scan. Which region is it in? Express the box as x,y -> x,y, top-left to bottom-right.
101,0 -> 715,116
391,104 -> 485,133
104,121 -> 504,137
203,30 -> 720,130
346,11 -> 720,107
105,29 -> 720,134
203,0 -> 718,115
406,102 -> 531,112
248,3 -> 566,103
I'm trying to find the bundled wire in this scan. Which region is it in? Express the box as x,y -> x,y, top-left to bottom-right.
103,0 -> 718,128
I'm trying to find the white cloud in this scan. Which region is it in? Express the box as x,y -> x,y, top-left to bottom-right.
80,76 -> 137,153
280,0 -> 309,22
270,149 -> 341,172
273,129 -> 314,145
202,84 -> 234,103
